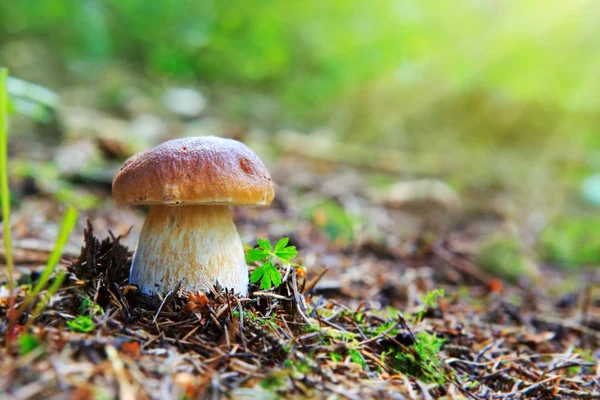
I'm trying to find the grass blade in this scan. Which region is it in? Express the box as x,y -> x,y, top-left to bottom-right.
0,68 -> 13,297
1,68 -> 16,349
22,271 -> 66,332
15,205 -> 78,316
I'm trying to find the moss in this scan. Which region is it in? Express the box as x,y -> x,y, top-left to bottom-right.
387,331 -> 446,384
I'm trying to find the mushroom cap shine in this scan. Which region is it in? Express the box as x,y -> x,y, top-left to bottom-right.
112,136 -> 274,206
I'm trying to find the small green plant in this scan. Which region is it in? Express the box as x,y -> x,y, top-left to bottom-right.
0,68 -> 15,343
67,315 -> 95,333
414,289 -> 444,322
284,358 -> 312,376
389,330 -> 446,384
14,205 -> 78,318
22,271 -> 67,332
349,348 -> 368,370
259,358 -> 316,393
371,320 -> 399,337
247,238 -> 299,290
566,348 -> 597,375
17,333 -> 41,356
259,374 -> 286,391
79,296 -> 105,317
3,70 -> 78,346
232,310 -> 280,332
65,296 -> 104,333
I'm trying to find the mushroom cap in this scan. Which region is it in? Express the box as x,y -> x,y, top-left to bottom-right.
112,136 -> 274,206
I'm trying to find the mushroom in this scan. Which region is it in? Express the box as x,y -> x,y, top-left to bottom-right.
112,136 -> 274,296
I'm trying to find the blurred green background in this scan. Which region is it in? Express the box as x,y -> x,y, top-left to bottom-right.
2,0 -> 600,272
3,1 -> 599,144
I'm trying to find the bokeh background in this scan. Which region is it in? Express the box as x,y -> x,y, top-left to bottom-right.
2,0 -> 600,286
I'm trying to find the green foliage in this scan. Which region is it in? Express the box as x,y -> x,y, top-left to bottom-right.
322,328 -> 359,342
0,68 -> 14,301
79,296 -> 104,317
23,271 -> 66,331
12,205 -> 78,336
17,333 -> 41,356
371,320 -> 398,337
567,348 -> 596,375
11,160 -> 101,211
249,261 -> 282,291
2,0 -> 600,163
388,331 -> 446,385
259,374 -> 286,391
539,217 -> 600,268
477,235 -> 532,282
67,315 -> 95,333
575,348 -> 595,364
414,289 -> 444,322
6,76 -> 58,123
259,357 -> 314,392
26,206 -> 78,300
349,348 -> 368,371
2,70 -> 78,343
234,310 -> 280,331
247,238 -> 299,290
284,358 -> 312,376
65,296 -> 105,334
307,200 -> 356,244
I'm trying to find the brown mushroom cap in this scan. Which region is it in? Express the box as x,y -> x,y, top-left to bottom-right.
112,136 -> 274,206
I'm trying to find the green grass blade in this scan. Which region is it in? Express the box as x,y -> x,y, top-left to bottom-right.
23,271 -> 66,332
17,205 -> 78,314
0,68 -> 14,295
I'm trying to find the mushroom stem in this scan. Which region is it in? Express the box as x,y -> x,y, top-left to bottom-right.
130,204 -> 248,296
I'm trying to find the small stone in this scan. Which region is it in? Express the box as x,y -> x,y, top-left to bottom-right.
162,87 -> 206,118
368,179 -> 460,210
54,139 -> 102,175
130,114 -> 167,144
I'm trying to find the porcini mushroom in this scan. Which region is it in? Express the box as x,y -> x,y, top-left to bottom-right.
112,136 -> 274,296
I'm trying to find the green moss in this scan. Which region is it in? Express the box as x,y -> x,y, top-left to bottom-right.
387,331 -> 446,385
260,374 -> 286,391
414,289 -> 444,322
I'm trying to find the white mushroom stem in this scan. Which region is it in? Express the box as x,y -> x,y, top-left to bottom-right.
130,204 -> 248,296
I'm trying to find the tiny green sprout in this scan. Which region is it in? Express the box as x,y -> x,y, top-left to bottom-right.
568,348 -> 596,375
371,320 -> 398,337
247,237 -> 300,290
18,333 -> 41,356
79,296 -> 104,316
67,315 -> 95,333
330,352 -> 343,362
465,379 -> 479,389
260,374 -> 286,391
349,348 -> 368,371
414,288 -> 444,322
389,330 -> 446,384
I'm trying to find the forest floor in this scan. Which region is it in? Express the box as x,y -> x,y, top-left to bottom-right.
1,97 -> 600,399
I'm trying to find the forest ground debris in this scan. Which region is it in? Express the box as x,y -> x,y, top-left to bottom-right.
1,223 -> 599,398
